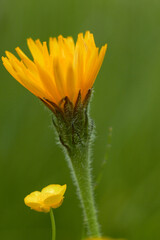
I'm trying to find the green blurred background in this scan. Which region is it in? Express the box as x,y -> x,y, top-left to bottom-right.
0,0 -> 160,239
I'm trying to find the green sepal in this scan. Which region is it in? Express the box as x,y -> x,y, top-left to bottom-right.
43,89 -> 94,154
63,96 -> 74,122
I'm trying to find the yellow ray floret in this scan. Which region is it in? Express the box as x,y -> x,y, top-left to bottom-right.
2,31 -> 107,107
24,184 -> 67,212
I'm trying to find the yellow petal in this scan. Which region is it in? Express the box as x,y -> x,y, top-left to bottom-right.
83,44 -> 107,98
2,57 -> 21,83
41,184 -> 66,207
36,62 -> 60,102
42,194 -> 63,207
53,58 -> 66,98
24,191 -> 41,208
42,41 -> 51,69
41,184 -> 67,196
51,198 -> 64,208
27,38 -> 44,66
66,64 -> 76,102
15,47 -> 37,73
49,37 -> 59,57
35,39 -> 43,51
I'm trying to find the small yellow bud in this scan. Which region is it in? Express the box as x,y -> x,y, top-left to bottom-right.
24,184 -> 67,213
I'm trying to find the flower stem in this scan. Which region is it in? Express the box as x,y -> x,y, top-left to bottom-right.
52,89 -> 101,237
50,209 -> 56,240
67,145 -> 101,238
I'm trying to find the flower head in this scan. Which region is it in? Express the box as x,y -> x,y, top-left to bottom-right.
2,31 -> 107,112
24,184 -> 66,212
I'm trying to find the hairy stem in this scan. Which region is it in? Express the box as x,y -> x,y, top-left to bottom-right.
67,145 -> 101,237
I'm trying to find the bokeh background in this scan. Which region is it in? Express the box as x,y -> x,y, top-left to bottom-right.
0,0 -> 160,239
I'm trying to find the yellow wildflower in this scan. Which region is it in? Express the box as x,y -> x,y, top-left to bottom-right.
2,31 -> 107,111
24,184 -> 66,213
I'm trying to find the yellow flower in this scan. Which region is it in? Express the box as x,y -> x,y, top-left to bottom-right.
24,184 -> 67,213
2,31 -> 107,111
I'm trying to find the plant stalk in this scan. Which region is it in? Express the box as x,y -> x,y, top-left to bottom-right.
50,209 -> 56,240
67,145 -> 101,238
